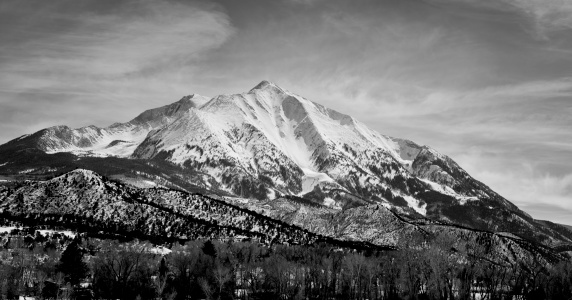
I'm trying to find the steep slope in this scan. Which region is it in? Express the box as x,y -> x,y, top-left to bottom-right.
127,82 -> 433,206
218,195 -> 567,265
10,94 -> 210,158
0,81 -> 571,246
0,169 -> 384,250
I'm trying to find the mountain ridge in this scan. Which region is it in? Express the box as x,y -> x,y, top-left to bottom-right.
0,168 -> 391,251
0,168 -> 566,264
0,81 -> 570,247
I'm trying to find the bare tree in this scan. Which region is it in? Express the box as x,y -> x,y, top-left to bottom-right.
199,277 -> 214,300
92,241 -> 148,300
212,261 -> 233,300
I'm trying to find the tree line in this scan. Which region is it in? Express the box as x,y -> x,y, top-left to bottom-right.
0,228 -> 570,300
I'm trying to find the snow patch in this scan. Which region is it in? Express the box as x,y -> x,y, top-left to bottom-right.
226,197 -> 250,204
420,178 -> 457,195
0,227 -> 77,238
299,168 -> 335,195
0,227 -> 17,233
322,197 -> 342,210
17,134 -> 30,140
267,188 -> 277,199
149,246 -> 172,255
37,230 -> 77,238
19,168 -> 35,174
420,178 -> 479,204
458,196 -> 479,205
142,180 -> 157,187
402,195 -> 427,216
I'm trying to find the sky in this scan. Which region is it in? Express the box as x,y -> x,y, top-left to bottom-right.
0,0 -> 571,225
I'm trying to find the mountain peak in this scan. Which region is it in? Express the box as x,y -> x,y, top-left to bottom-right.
180,94 -> 196,100
178,94 -> 209,105
250,80 -> 283,92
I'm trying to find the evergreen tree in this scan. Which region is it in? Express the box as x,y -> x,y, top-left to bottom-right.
202,240 -> 217,258
159,257 -> 168,278
57,240 -> 89,285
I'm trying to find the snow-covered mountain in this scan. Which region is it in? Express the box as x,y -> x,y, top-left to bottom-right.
1,81 -> 571,246
18,81 -> 492,205
32,94 -> 211,157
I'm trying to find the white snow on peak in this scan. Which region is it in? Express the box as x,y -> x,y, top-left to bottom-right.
249,80 -> 285,93
38,82 -> 409,173
32,81 -> 450,206
41,94 -> 212,158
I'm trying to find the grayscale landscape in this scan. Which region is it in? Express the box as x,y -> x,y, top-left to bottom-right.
0,1 -> 571,299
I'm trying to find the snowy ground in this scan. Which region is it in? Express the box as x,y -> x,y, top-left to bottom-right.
0,227 -> 77,238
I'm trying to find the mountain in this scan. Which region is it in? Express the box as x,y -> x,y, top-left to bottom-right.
0,169 -> 565,267
1,94 -> 209,158
0,80 -> 571,247
222,195 -> 566,264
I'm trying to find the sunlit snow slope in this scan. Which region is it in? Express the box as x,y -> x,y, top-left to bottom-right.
37,94 -> 210,158
0,81 -> 525,222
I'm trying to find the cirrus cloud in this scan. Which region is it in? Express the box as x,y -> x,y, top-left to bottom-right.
425,0 -> 572,38
0,0 -> 234,135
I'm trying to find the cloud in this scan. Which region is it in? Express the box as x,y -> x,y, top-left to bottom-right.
426,0 -> 572,38
318,78 -> 572,128
456,150 -> 572,224
413,81 -> 572,225
0,0 -> 234,139
285,0 -> 323,5
509,0 -> 572,35
1,0 -> 234,79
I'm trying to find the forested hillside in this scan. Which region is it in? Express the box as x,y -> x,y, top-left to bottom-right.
0,169 -> 383,250
0,229 -> 570,300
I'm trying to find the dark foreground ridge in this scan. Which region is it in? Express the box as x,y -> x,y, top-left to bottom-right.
0,169 -> 391,251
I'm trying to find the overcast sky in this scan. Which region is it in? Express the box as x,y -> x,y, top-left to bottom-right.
0,0 -> 571,225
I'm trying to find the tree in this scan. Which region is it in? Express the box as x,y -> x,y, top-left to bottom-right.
92,242 -> 153,300
424,233 -> 459,300
154,257 -> 170,300
56,239 -> 89,285
212,261 -> 233,300
202,240 -> 217,258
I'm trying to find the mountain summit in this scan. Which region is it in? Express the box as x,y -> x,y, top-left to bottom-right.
1,81 -> 570,245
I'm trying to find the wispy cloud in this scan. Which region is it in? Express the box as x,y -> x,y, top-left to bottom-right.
426,0 -> 572,38
0,0 -> 234,132
284,0 -> 323,5
510,0 -> 572,35
456,151 -> 572,221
